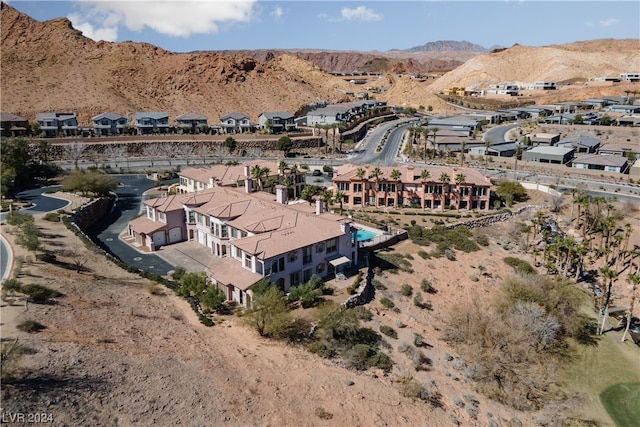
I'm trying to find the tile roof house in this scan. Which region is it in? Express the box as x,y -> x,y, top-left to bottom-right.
331,164 -> 490,211
220,112 -> 253,133
178,161 -> 307,200
135,112 -> 170,135
92,112 -> 128,136
127,185 -> 358,307
572,154 -> 629,173
36,112 -> 78,137
176,112 -> 208,134
0,113 -> 29,137
257,112 -> 296,133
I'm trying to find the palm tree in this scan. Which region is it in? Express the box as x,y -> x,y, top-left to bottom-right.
390,169 -> 402,206
370,166 -> 383,207
454,173 -> 466,210
420,169 -> 430,209
459,140 -> 466,167
430,127 -> 440,159
598,265 -> 619,334
422,127 -> 430,161
513,144 -> 523,181
439,172 -> 450,210
621,272 -> 640,342
334,190 -> 346,214
483,139 -> 493,174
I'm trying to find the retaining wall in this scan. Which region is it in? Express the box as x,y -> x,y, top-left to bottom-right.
69,197 -> 113,231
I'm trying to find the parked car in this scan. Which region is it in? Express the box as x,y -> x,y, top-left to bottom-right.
312,169 -> 322,176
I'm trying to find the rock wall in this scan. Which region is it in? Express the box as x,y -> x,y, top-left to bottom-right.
69,197 -> 113,231
445,205 -> 543,230
344,255 -> 376,308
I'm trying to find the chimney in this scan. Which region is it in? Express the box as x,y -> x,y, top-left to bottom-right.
340,222 -> 350,234
315,196 -> 324,215
275,185 -> 287,204
245,177 -> 254,193
406,165 -> 414,182
244,165 -> 251,177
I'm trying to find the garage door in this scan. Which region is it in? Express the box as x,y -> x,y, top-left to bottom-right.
169,227 -> 182,244
153,231 -> 166,247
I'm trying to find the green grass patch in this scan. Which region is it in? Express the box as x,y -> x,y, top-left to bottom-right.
600,382 -> 640,427
407,225 -> 479,253
503,256 -> 536,275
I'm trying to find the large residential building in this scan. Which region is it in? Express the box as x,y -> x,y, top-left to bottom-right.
572,154 -> 629,174
521,146 -> 575,165
555,135 -> 600,153
220,112 -> 253,133
257,112 -> 296,133
177,162 -> 307,199
0,113 -> 29,137
331,164 -> 491,211
36,112 -> 78,137
127,185 -> 359,307
176,112 -> 208,134
92,112 -> 128,136
135,112 -> 170,135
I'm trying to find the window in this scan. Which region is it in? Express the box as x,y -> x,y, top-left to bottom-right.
316,242 -> 325,253
221,225 -> 228,238
302,246 -> 312,264
326,238 -> 337,253
316,263 -> 325,274
303,268 -> 312,283
353,183 -> 362,193
231,228 -> 238,238
290,271 -> 301,287
337,182 -> 349,191
187,210 -> 195,223
158,211 -> 166,222
288,250 -> 298,262
235,247 -> 243,259
244,254 -> 252,270
146,206 -> 154,220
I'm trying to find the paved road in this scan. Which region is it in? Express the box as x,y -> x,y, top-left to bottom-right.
86,175 -> 176,275
484,123 -> 519,143
0,235 -> 11,281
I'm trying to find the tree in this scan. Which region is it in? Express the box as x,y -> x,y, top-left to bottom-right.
245,286 -> 291,337
159,143 -> 179,167
455,173 -> 466,185
224,136 -> 237,153
178,143 -> 195,166
200,286 -> 226,313
483,139 -> 493,174
459,140 -> 466,166
430,127 -> 440,159
621,272 -> 640,342
63,142 -> 87,169
17,222 -> 41,258
142,144 -> 164,168
178,272 -> 208,298
62,170 -> 119,196
334,190 -> 345,214
104,145 -> 127,169
370,167 -> 383,207
495,181 -> 528,207
513,144 -> 524,181
276,135 -> 293,156
419,169 -> 431,209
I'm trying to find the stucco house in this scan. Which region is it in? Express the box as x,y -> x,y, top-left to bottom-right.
177,162 -> 306,199
135,112 -> 170,135
220,112 -> 253,133
572,154 -> 629,173
257,112 -> 296,133
331,164 -> 490,211
127,195 -> 187,251
0,113 -> 29,137
127,185 -> 359,307
555,135 -> 600,153
36,112 -> 78,137
176,112 -> 208,134
92,112 -> 128,136
521,146 -> 575,165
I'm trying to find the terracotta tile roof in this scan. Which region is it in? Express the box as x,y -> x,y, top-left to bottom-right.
179,161 -> 281,187
144,194 -> 187,212
211,258 -> 262,291
128,215 -> 169,234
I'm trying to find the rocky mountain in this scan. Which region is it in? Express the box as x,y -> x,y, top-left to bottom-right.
401,40 -> 488,53
1,2 -> 637,126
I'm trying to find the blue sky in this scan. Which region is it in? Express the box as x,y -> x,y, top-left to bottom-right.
7,1 -> 640,52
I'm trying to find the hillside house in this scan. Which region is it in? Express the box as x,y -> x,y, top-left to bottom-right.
92,112 -> 128,136
528,133 -> 561,145
127,185 -> 359,307
220,112 -> 253,133
176,112 -> 208,134
598,143 -> 640,159
555,136 -> 600,153
36,112 -> 78,137
257,112 -> 296,133
521,146 -> 574,165
127,195 -> 187,251
135,112 -> 169,135
0,113 -> 29,137
331,164 -> 490,211
572,154 -> 629,174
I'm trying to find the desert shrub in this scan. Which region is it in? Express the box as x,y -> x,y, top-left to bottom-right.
373,253 -> 413,273
308,341 -> 335,359
347,271 -> 363,295
469,274 -> 479,282
417,250 -> 430,259
380,297 -> 395,309
369,351 -> 393,372
413,333 -> 425,347
1,279 -> 23,293
413,292 -> 423,307
314,407 -> 333,420
407,225 -> 479,253
412,350 -> 432,371
444,248 -> 456,261
474,233 -> 490,246
353,306 -> 373,321
400,284 -> 413,296
172,266 -> 186,281
43,212 -> 60,222
17,320 -> 46,333
245,286 -> 292,338
35,252 -> 56,263
420,278 -> 433,293
503,257 -> 536,275
372,279 -> 387,290
146,282 -> 165,296
20,284 -> 63,303
288,275 -> 325,308
380,325 -> 398,339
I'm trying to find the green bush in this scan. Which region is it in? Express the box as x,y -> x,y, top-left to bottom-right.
420,279 -> 432,293
417,250 -> 430,259
503,257 -> 536,275
20,284 -> 63,303
380,297 -> 395,309
372,279 -> 387,290
408,225 -> 479,253
172,266 -> 186,281
380,325 -> 398,339
353,306 -> 373,321
1,278 -> 23,293
43,212 -> 60,222
17,320 -> 46,333
400,284 -> 413,297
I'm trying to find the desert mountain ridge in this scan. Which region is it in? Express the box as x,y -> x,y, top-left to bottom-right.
1,2 -> 638,126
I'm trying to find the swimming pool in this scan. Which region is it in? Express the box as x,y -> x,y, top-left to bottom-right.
356,229 -> 377,242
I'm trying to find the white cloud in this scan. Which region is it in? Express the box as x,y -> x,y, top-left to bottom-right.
68,12 -> 118,42
340,6 -> 382,22
71,0 -> 257,40
319,6 -> 382,23
271,5 -> 283,20
598,18 -> 620,27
